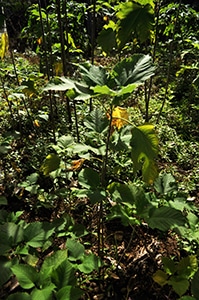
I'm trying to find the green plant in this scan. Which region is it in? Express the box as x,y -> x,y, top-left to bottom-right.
153,255 -> 198,298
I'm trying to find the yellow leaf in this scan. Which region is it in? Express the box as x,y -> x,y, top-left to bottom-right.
153,270 -> 168,286
108,106 -> 129,130
40,153 -> 60,176
37,37 -> 42,45
33,119 -> 40,127
0,32 -> 9,59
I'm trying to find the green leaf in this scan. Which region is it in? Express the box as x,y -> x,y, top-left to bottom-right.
78,63 -> 108,87
168,277 -> 189,297
153,270 -> 168,286
78,168 -> 100,189
162,257 -> 176,275
177,256 -> 198,279
56,286 -> 83,300
113,55 -> 155,87
40,250 -> 68,279
116,2 -> 154,47
40,153 -> 60,176
24,222 -> 54,248
148,207 -> 186,231
51,259 -> 76,289
0,196 -> 7,205
92,84 -> 115,96
130,124 -> 159,184
7,293 -> 31,300
0,257 -> 18,287
97,26 -> 116,54
43,77 -> 75,91
11,264 -> 39,289
84,108 -> 108,133
66,239 -> 85,262
0,223 -> 24,254
191,270 -> 199,300
154,173 -> 178,194
78,253 -> 101,274
31,285 -> 55,300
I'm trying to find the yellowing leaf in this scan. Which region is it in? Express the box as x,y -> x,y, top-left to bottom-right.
0,32 -> 9,59
37,37 -> 42,45
130,125 -> 159,184
40,153 -> 60,176
109,106 -> 129,130
153,270 -> 168,286
69,158 -> 85,171
33,120 -> 40,127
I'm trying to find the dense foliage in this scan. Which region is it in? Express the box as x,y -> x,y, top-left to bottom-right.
0,0 -> 199,299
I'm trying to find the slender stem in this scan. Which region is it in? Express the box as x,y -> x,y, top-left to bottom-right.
38,0 -> 50,79
73,99 -> 80,142
156,0 -> 182,124
145,0 -> 161,122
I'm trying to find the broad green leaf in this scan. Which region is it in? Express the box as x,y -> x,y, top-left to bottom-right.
154,173 -> 178,194
97,26 -> 117,54
78,168 -> 100,189
7,293 -> 31,300
117,83 -> 137,97
148,207 -> 186,231
24,222 -> 54,248
74,81 -> 92,97
78,253 -> 101,274
92,84 -> 115,96
153,270 -> 168,286
78,64 -> 108,87
135,0 -> 155,8
0,223 -> 24,254
31,285 -> 55,300
26,173 -> 39,185
84,108 -> 108,133
113,54 -> 155,87
56,286 -> 83,300
116,2 -> 154,47
162,257 -> 176,275
40,153 -> 60,176
57,135 -> 74,149
40,250 -> 68,277
130,124 -> 159,184
177,256 -> 198,279
168,277 -> 189,297
11,264 -> 39,289
191,270 -> 199,299
66,239 -> 85,262
51,259 -> 76,289
0,257 -> 18,286
43,77 -> 75,91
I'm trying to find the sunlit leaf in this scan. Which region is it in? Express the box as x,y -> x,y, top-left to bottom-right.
109,106 -> 129,130
116,2 -> 154,47
40,153 -> 60,176
11,264 -> 39,289
130,124 -> 159,184
0,32 -> 9,59
148,207 -> 186,231
113,54 -> 155,87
